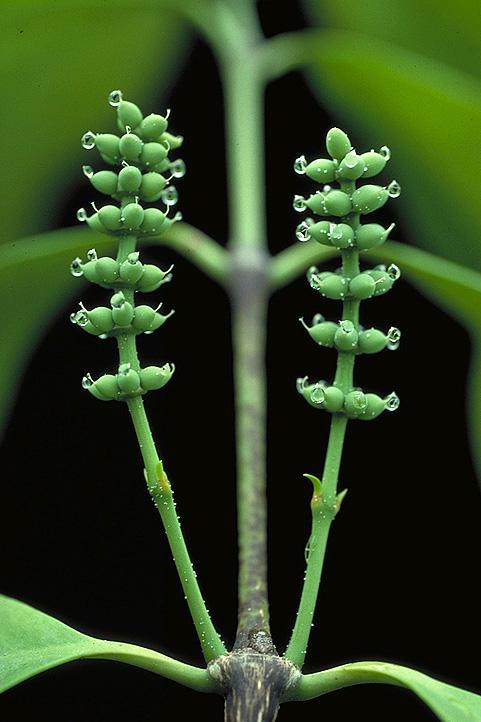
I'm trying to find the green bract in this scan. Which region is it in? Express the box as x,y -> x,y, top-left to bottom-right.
296,127 -> 401,420
72,91 -> 184,402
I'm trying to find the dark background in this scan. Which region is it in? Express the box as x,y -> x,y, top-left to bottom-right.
1,2 -> 479,720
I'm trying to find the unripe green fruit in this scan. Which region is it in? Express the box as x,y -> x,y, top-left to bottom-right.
122,203 -> 144,231
360,151 -> 386,178
140,364 -> 174,390
137,264 -> 171,292
326,127 -> 352,161
117,165 -> 142,193
329,223 -> 355,248
139,172 -> 167,201
139,114 -> 168,140
358,328 -> 388,354
98,205 -> 122,231
119,255 -> 144,284
305,158 -> 337,183
88,306 -> 115,333
152,159 -> 171,174
305,192 -> 327,215
349,273 -> 376,300
119,133 -> 143,161
367,269 -> 394,296
334,321 -> 359,351
79,260 -> 96,282
95,257 -> 120,284
344,390 -> 368,418
90,170 -> 118,195
140,142 -> 168,167
351,185 -> 389,214
323,386 -> 345,412
117,367 -> 141,394
358,393 -> 386,420
318,273 -> 348,300
355,223 -> 393,251
112,300 -> 134,326
94,374 -> 120,401
338,150 -> 365,181
301,318 -> 338,346
86,213 -> 105,234
307,221 -> 332,245
141,207 -> 168,234
117,100 -> 143,131
323,190 -> 352,216
132,305 -> 156,331
94,134 -> 120,162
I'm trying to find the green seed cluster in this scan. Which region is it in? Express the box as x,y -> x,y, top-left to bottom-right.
295,127 -> 401,420
71,90 -> 183,402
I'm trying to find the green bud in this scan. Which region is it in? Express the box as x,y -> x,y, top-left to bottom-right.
85,212 -> 105,234
323,386 -> 345,413
300,317 -> 337,346
117,100 -> 143,132
133,306 -> 174,333
119,132 -> 143,161
117,165 -> 142,193
161,131 -> 183,149
87,306 -> 115,333
344,390 -> 368,418
94,134 -> 120,163
140,363 -> 175,390
323,190 -> 352,217
334,320 -> 359,352
140,142 -> 168,167
349,273 -> 376,300
351,185 -> 389,214
139,172 -> 167,202
329,223 -> 355,248
139,114 -> 168,141
315,273 -> 348,300
358,393 -> 386,420
95,257 -> 120,284
111,300 -> 134,327
366,269 -> 394,296
152,159 -> 171,174
119,253 -> 144,284
140,207 -> 168,234
84,373 -> 119,401
98,205 -> 123,231
296,377 -> 326,408
137,263 -> 172,292
305,158 -> 337,183
358,328 -> 388,354
90,170 -> 118,196
117,364 -> 141,394
307,221 -> 332,245
326,127 -> 352,161
122,203 -> 145,231
305,192 -> 327,215
359,151 -> 387,178
337,150 -> 365,181
355,223 -> 394,251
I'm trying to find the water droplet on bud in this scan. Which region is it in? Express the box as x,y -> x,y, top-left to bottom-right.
77,208 -> 88,222
70,257 -> 83,277
170,159 -> 186,178
293,195 -> 307,212
81,131 -> 96,150
387,180 -> 401,198
87,248 -> 97,261
296,220 -> 312,242
296,376 -> 307,394
380,145 -> 391,160
82,165 -> 94,178
108,89 -> 123,107
127,251 -> 140,264
294,155 -> 307,174
82,373 -> 94,389
310,384 -> 325,405
386,392 -> 400,411
161,186 -> 178,206
387,263 -> 401,280
118,362 -> 131,375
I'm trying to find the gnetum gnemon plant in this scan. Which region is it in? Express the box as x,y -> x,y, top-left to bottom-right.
1,81 -> 480,721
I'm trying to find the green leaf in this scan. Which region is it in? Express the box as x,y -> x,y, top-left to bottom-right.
287,661 -> 481,720
0,0 -> 189,244
0,593 -> 216,694
295,28 -> 481,271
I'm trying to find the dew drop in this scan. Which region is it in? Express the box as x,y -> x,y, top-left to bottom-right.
87,248 -> 98,261
72,310 -> 89,327
387,340 -> 400,351
294,155 -> 307,174
173,211 -> 183,222
331,224 -> 343,240
312,313 -> 324,325
296,220 -> 312,242
82,373 -> 94,389
108,89 -> 123,107
118,362 -> 131,375
344,150 -> 358,169
161,186 -> 178,206
387,326 -> 401,344
99,334 -> 108,340
127,251 -> 140,264
386,392 -> 400,411
310,384 -> 325,405
76,208 -> 88,222
380,145 -> 391,160
387,263 -> 401,281
170,159 -> 186,178
70,257 -> 83,277
82,164 -> 94,178
81,131 -> 96,150
387,180 -> 401,198
293,194 -> 307,212
296,376 -> 307,394
322,184 -> 332,193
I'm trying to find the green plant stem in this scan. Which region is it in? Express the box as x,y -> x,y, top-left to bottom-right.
285,187 -> 360,668
157,222 -> 229,285
113,234 -> 226,663
269,241 -> 337,291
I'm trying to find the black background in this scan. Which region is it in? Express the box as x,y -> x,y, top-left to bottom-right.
1,2 -> 480,720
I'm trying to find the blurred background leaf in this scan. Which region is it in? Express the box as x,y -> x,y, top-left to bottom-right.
0,0 -> 190,244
